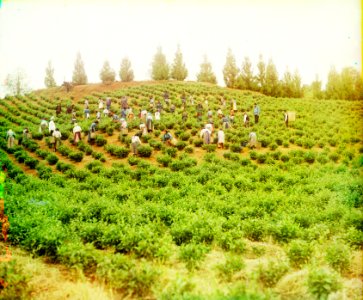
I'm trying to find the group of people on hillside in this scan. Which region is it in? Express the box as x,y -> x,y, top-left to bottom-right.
6,91 -> 291,159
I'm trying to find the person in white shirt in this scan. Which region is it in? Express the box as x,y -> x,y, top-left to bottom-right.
217,128 -> 225,149
131,133 -> 141,155
120,118 -> 128,135
98,99 -> 104,110
39,118 -> 48,133
146,113 -> 153,133
200,126 -> 211,144
73,123 -> 82,144
155,110 -> 161,121
284,111 -> 289,128
248,132 -> 257,148
52,128 -> 62,151
139,123 -> 147,136
48,117 -> 56,135
103,108 -> 109,117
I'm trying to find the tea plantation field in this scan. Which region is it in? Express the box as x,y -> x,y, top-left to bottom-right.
0,82 -> 362,299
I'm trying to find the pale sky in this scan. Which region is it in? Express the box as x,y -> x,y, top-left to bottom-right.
0,0 -> 361,97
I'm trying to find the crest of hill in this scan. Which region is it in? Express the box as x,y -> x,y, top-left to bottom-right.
33,80 -> 264,102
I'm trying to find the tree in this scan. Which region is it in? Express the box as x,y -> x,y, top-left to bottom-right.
311,75 -> 324,99
4,69 -> 31,96
223,48 -> 239,88
171,45 -> 188,81
151,47 -> 169,80
44,60 -> 56,88
237,56 -> 256,90
72,52 -> 88,85
119,57 -> 134,82
99,60 -> 116,84
256,54 -> 266,93
340,67 -> 362,100
281,69 -> 294,98
265,59 -> 280,97
325,67 -> 341,99
196,55 -> 217,84
292,70 -> 303,98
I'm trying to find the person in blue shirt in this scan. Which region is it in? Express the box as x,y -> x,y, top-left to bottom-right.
253,103 -> 260,124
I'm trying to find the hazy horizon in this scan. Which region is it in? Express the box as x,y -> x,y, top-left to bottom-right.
0,0 -> 361,97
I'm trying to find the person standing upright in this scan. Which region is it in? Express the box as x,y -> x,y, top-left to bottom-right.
253,103 -> 260,124
6,129 -> 15,148
284,111 -> 289,128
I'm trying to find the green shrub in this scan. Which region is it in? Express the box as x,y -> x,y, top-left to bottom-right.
35,149 -> 50,159
329,152 -> 340,162
176,141 -> 187,150
24,157 -> 39,169
58,242 -> 100,273
317,154 -> 329,164
193,139 -> 203,147
58,145 -> 71,156
170,157 -> 197,171
256,260 -> 289,287
307,267 -> 341,300
184,146 -> 193,153
69,151 -> 84,162
271,219 -> 300,243
46,153 -> 59,165
304,151 -> 316,163
218,232 -> 246,254
92,151 -> 105,162
217,255 -> 245,281
157,154 -> 172,167
344,227 -> 363,249
249,150 -> 258,160
0,260 -> 32,299
269,142 -> 278,150
32,132 -> 43,140
149,139 -> 163,150
14,150 -> 28,163
287,239 -> 312,268
202,144 -> 217,153
325,242 -> 351,273
163,147 -> 178,158
256,153 -> 267,164
56,161 -> 74,172
128,156 -> 140,166
179,243 -> 208,271
95,135 -> 107,146
138,145 -> 153,158
78,142 -> 93,155
280,154 -> 289,162
230,143 -> 242,153
36,163 -> 53,179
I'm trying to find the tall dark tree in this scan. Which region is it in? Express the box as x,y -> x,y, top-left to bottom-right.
72,52 -> 88,85
151,47 -> 169,80
237,56 -> 256,90
311,75 -> 324,99
340,67 -> 362,100
119,57 -> 134,82
325,67 -> 341,99
292,70 -> 303,98
265,59 -> 280,97
44,60 -> 57,88
256,54 -> 266,93
196,55 -> 217,84
223,48 -> 239,88
171,45 -> 188,81
281,69 -> 294,98
99,60 -> 116,84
